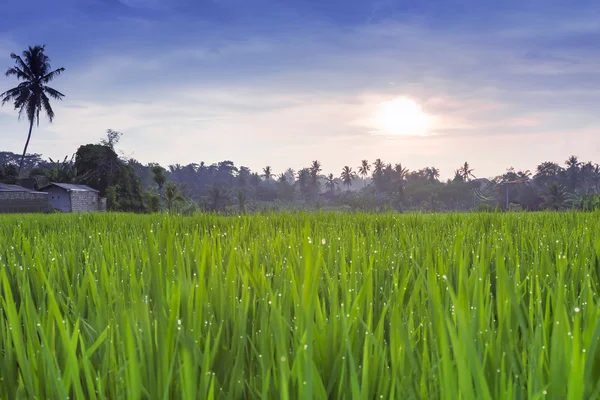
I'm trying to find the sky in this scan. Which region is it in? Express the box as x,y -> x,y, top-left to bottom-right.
2,0 -> 600,179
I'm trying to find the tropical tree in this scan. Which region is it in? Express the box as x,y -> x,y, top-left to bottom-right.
565,155 -> 580,191
151,165 -> 167,208
285,168 -> 295,183
310,160 -> 322,188
206,186 -> 230,212
459,162 -> 475,181
340,166 -> 356,191
163,181 -> 185,212
534,161 -> 562,187
324,173 -> 338,193
453,169 -> 464,183
262,166 -> 273,181
358,160 -> 370,186
236,190 -> 247,212
542,183 -> 569,210
0,45 -> 65,177
372,159 -> 385,178
424,167 -> 440,182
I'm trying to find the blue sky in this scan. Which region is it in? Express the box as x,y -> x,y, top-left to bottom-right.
2,0 -> 600,178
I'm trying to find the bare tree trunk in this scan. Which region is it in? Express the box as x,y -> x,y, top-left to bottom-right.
18,120 -> 34,178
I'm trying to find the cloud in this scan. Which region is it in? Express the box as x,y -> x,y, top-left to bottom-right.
3,2 -> 600,179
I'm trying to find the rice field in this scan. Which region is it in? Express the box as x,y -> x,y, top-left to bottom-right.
1,212 -> 600,399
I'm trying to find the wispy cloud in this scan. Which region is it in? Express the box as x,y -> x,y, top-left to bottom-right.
2,1 -> 600,178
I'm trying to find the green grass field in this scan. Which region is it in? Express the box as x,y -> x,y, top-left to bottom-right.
1,212 -> 600,399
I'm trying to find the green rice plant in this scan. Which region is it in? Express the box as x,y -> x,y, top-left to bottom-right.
0,211 -> 600,399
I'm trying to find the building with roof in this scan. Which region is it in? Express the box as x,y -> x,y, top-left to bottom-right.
40,183 -> 105,213
0,183 -> 49,213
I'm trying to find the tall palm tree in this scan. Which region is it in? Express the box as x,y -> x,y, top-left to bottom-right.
151,165 -> 167,209
542,183 -> 569,211
372,159 -> 385,178
340,166 -> 356,191
324,173 -> 338,193
285,168 -> 295,182
206,186 -> 230,212
394,163 -> 408,181
163,181 -> 185,213
453,169 -> 464,183
262,166 -> 273,181
358,159 -> 370,187
1,45 -> 65,177
425,167 -> 440,182
310,160 -> 322,187
565,155 -> 580,191
459,161 -> 475,181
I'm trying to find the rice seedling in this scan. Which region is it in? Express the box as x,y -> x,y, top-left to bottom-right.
0,211 -> 599,399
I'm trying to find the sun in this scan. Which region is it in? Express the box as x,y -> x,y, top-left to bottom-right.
373,97 -> 432,136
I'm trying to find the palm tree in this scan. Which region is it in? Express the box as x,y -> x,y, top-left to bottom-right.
262,166 -> 273,181
565,155 -> 580,191
163,181 -> 185,212
206,186 -> 230,212
285,168 -> 295,183
372,159 -> 385,178
459,162 -> 475,181
324,173 -> 338,193
425,167 -> 440,182
310,160 -> 322,187
358,160 -> 370,187
542,183 -> 569,211
453,169 -> 464,183
236,190 -> 247,212
1,45 -> 65,177
151,165 -> 167,209
340,166 -> 356,191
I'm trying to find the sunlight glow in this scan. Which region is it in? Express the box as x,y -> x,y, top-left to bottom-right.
373,97 -> 432,136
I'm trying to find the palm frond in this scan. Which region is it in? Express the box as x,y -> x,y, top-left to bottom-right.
42,67 -> 65,84
43,86 -> 65,101
40,93 -> 55,122
26,95 -> 38,125
5,66 -> 31,81
0,87 -> 24,105
8,53 -> 34,78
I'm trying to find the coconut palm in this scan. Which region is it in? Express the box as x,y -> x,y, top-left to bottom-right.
206,186 -> 230,212
324,173 -> 338,193
358,159 -> 370,186
372,159 -> 385,178
163,181 -> 185,212
459,161 -> 475,181
309,160 -> 322,187
565,155 -> 580,190
151,165 -> 167,209
340,166 -> 356,191
262,166 -> 273,181
394,163 -> 408,181
542,183 -> 569,210
425,167 -> 440,182
1,45 -> 65,177
453,169 -> 464,183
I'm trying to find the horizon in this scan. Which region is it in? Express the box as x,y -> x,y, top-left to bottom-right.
2,1 -> 600,180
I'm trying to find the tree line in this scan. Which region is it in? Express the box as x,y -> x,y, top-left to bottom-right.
2,45 -> 600,213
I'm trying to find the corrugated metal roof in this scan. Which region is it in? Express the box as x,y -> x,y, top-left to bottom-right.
0,184 -> 47,194
41,183 -> 99,192
0,183 -> 33,192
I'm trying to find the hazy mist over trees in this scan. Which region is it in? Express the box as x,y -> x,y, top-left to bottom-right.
2,129 -> 600,214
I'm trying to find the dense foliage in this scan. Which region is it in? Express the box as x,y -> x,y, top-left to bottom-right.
1,212 -> 600,398
4,143 -> 600,213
